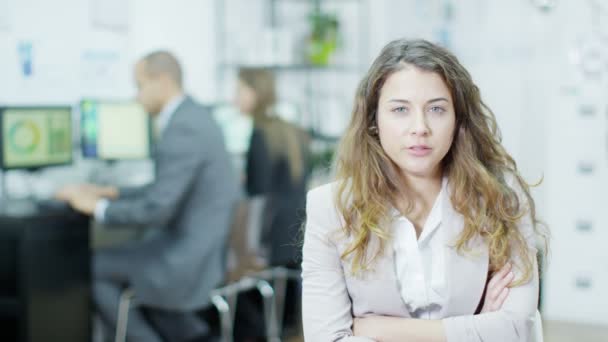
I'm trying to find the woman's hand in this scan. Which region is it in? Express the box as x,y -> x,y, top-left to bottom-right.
481,262 -> 515,313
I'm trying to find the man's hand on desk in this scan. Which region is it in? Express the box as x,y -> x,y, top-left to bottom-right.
67,191 -> 100,215
88,184 -> 119,199
55,183 -> 118,202
54,183 -> 119,215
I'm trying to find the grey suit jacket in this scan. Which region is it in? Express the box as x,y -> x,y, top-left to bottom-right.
103,96 -> 240,310
302,179 -> 539,341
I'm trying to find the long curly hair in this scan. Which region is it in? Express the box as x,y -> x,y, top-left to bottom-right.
334,39 -> 547,285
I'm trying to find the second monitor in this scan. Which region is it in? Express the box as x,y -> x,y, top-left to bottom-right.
80,100 -> 152,160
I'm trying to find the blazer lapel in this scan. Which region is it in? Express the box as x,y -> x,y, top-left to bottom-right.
441,188 -> 489,317
340,230 -> 411,318
370,240 -> 412,317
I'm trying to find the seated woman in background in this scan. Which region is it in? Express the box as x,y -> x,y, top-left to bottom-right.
236,67 -> 311,268
302,39 -> 547,341
234,67 -> 311,341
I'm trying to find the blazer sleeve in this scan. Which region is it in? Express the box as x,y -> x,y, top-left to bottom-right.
103,118 -> 205,228
117,184 -> 149,199
301,186 -> 376,342
442,178 -> 540,342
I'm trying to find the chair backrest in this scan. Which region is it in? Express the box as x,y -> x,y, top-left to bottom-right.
225,195 -> 268,282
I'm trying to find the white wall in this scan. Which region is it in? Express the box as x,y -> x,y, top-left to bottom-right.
531,0 -> 608,325
130,0 -> 217,102
0,0 -> 217,104
0,0 -> 85,104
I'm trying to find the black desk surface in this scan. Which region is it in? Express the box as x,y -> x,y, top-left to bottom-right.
0,200 -> 91,342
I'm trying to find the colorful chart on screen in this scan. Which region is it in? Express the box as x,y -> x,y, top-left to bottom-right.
1,108 -> 72,169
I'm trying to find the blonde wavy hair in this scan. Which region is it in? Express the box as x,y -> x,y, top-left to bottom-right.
334,39 -> 547,285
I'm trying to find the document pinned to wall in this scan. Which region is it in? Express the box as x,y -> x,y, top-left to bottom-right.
90,0 -> 130,32
80,47 -> 131,98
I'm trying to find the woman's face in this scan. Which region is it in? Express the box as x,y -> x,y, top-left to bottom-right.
376,65 -> 456,180
235,79 -> 257,115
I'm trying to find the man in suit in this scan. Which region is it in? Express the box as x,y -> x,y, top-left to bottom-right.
57,51 -> 240,341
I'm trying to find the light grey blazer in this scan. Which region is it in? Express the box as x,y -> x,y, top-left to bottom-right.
302,180 -> 539,342
102,96 -> 240,310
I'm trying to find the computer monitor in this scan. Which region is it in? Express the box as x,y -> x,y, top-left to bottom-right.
0,106 -> 73,170
80,99 -> 152,160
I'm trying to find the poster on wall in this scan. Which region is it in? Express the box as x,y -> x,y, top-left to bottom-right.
17,41 -> 34,78
0,0 -> 10,31
90,0 -> 130,32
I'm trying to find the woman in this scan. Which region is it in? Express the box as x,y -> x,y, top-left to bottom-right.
236,67 -> 311,267
302,39 -> 547,341
234,67 -> 311,341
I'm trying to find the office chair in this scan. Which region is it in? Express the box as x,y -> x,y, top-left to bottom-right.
115,288 -> 135,342
207,195 -> 281,342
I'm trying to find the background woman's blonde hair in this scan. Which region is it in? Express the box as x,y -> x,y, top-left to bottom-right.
334,39 -> 548,285
238,67 -> 308,184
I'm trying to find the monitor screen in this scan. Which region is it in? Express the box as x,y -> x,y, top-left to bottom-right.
0,107 -> 73,170
81,100 -> 151,160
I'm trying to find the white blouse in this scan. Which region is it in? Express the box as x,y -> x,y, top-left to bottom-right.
392,177 -> 448,319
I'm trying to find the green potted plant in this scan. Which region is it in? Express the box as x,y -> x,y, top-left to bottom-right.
307,11 -> 340,66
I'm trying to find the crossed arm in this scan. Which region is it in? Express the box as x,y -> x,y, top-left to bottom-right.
350,263 -> 514,342
301,191 -> 538,342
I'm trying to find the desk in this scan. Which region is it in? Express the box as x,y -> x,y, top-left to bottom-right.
0,201 -> 91,342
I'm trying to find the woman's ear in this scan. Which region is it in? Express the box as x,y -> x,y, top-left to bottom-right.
368,125 -> 379,136
368,109 -> 379,136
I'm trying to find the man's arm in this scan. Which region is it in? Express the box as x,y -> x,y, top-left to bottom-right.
102,121 -> 205,228
116,184 -> 149,199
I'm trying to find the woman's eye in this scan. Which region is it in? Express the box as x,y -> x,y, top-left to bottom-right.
429,106 -> 445,114
392,106 -> 408,113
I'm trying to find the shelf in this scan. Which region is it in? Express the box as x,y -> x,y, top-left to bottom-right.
219,63 -> 363,72
309,129 -> 341,143
217,0 -> 367,141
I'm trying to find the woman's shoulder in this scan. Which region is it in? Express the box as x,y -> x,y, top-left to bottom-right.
307,180 -> 338,200
307,181 -> 339,212
306,181 -> 345,231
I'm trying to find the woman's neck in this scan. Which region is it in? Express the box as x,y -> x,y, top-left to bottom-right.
396,170 -> 444,236
400,169 -> 443,211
